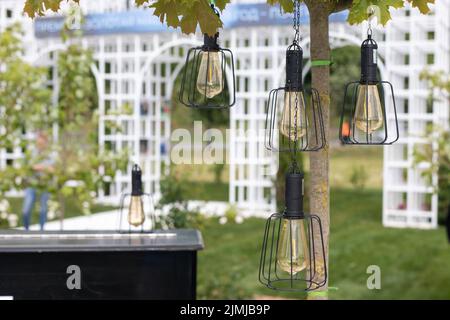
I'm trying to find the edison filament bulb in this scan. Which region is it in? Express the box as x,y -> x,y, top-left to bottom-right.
280,91 -> 307,140
277,218 -> 309,275
128,195 -> 145,227
196,51 -> 223,98
353,85 -> 383,134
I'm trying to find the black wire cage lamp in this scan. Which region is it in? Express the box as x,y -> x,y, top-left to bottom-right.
259,172 -> 327,291
339,26 -> 399,145
179,3 -> 236,109
117,164 -> 156,233
260,0 -> 327,293
265,39 -> 325,153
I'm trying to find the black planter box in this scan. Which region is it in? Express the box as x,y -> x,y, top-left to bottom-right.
0,229 -> 203,300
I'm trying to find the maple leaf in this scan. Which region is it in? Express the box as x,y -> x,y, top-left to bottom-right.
214,0 -> 230,11
148,0 -> 222,35
267,0 -> 294,13
407,0 -> 435,14
151,0 -> 180,28
23,0 -> 79,18
195,0 -> 223,35
348,0 -> 404,25
22,0 -> 437,36
135,0 -> 148,5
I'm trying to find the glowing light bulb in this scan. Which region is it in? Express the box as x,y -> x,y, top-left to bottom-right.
128,196 -> 145,227
354,85 -> 383,134
277,218 -> 309,275
280,91 -> 307,141
196,51 -> 223,98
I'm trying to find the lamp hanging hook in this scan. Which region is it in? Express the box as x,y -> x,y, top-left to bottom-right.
209,0 -> 220,17
366,5 -> 381,38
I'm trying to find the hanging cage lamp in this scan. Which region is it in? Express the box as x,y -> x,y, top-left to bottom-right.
259,172 -> 327,291
179,4 -> 235,109
339,31 -> 399,145
117,164 -> 156,233
265,42 -> 326,153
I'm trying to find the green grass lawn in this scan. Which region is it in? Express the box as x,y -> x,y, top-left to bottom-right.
197,187 -> 450,300
329,146 -> 383,189
3,145 -> 446,299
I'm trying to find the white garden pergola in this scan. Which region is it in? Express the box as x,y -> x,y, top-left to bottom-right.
0,0 -> 447,227
380,1 -> 449,229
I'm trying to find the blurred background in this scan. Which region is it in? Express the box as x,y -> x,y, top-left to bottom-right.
0,0 -> 448,299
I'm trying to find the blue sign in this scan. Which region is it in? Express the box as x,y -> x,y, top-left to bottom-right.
34,3 -> 348,38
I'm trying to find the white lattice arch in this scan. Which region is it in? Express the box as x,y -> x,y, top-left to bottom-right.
0,0 -> 447,229
0,0 -> 381,217
132,38 -> 237,201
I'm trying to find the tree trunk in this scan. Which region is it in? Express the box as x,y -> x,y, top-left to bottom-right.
305,1 -> 332,300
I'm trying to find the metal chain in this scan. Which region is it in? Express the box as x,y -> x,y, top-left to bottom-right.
292,0 -> 301,44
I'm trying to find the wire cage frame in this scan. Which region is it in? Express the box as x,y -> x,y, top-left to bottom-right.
179,35 -> 236,109
117,192 -> 156,233
265,43 -> 326,153
339,81 -> 399,145
259,212 -> 327,291
339,36 -> 399,145
265,86 -> 326,153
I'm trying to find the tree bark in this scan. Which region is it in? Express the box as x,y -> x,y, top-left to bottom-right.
305,0 -> 333,300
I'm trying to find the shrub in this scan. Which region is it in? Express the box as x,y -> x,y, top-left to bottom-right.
155,174 -> 209,230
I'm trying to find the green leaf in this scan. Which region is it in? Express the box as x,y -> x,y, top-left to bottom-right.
195,0 -> 223,35
267,0 -> 294,13
151,0 -> 180,28
214,0 -> 230,11
180,10 -> 198,35
22,0 -> 436,36
348,0 -> 405,25
23,0 -> 79,18
407,0 -> 435,14
148,0 -> 222,35
135,0 -> 148,5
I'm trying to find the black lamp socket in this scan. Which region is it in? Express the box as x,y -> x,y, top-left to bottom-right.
284,172 -> 304,218
360,38 -> 378,84
203,33 -> 220,51
131,164 -> 143,196
285,49 -> 303,92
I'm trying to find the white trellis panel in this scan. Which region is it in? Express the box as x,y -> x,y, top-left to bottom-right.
0,0 -> 362,214
227,27 -> 287,217
93,33 -> 192,204
381,1 -> 450,229
5,0 -> 433,221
